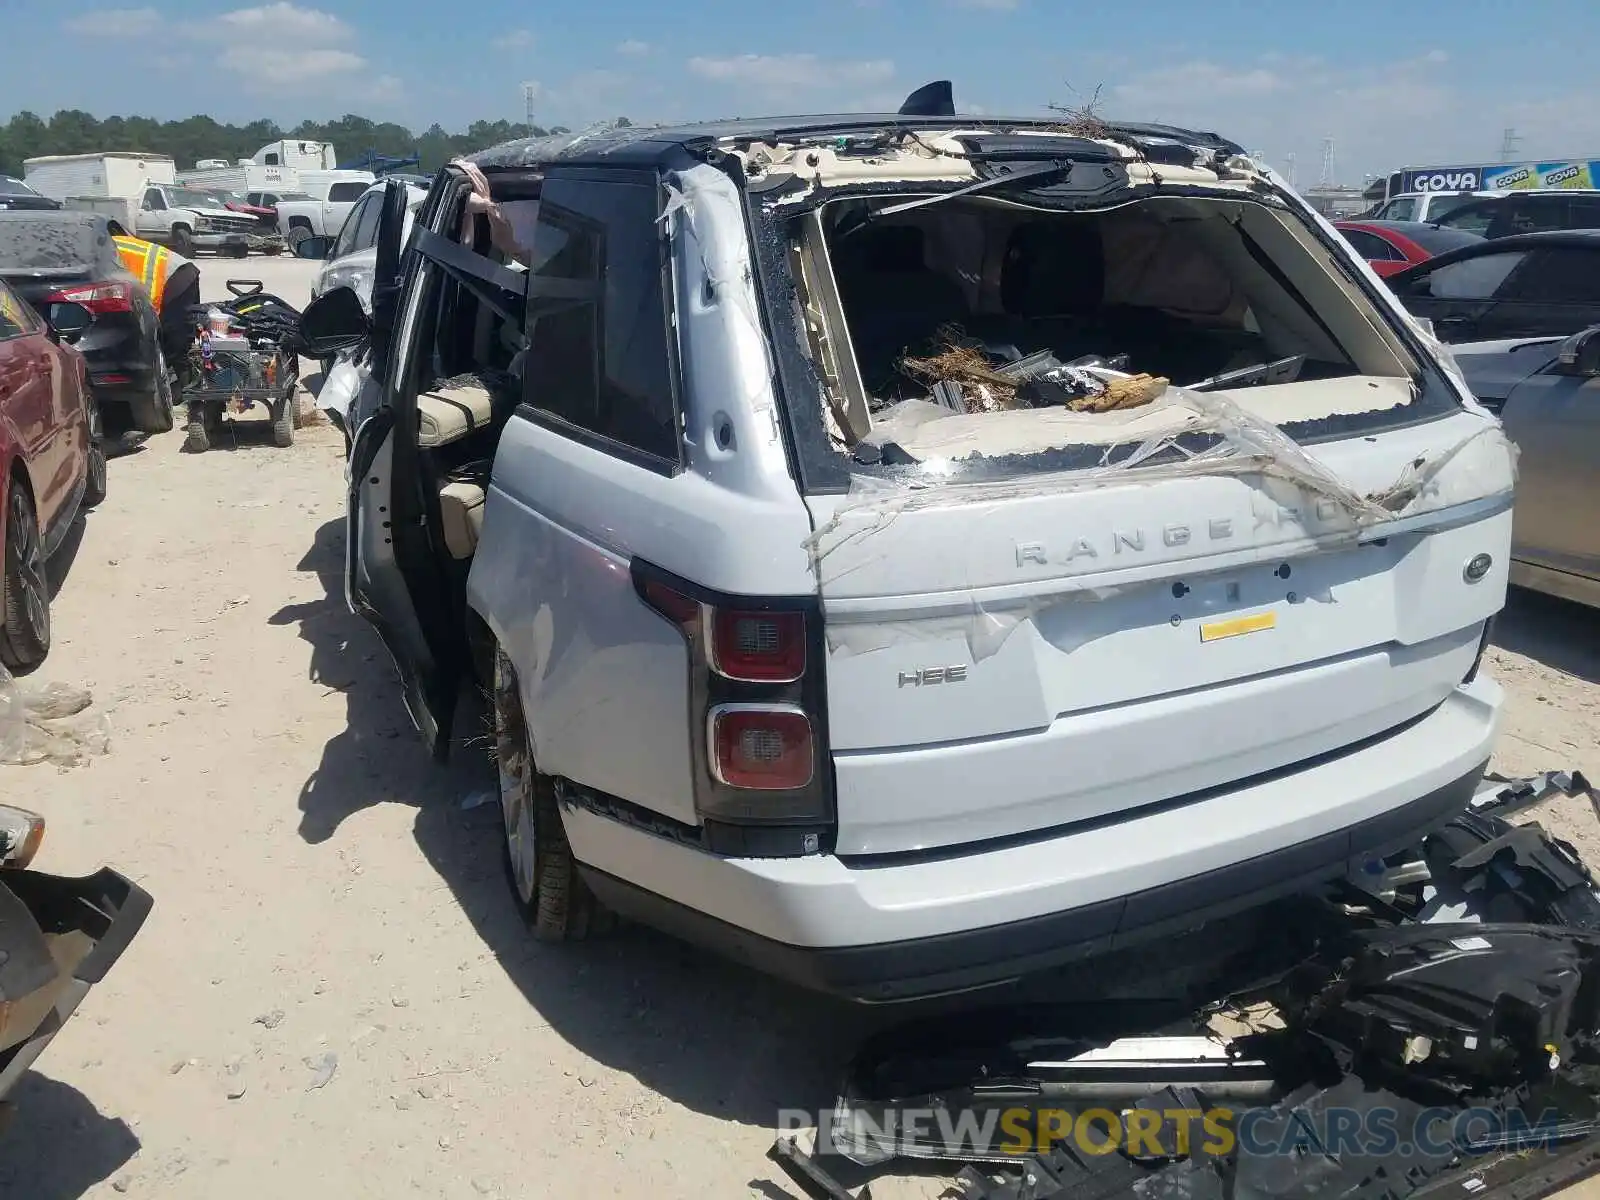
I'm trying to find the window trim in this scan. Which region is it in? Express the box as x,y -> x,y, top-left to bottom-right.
517,165 -> 685,474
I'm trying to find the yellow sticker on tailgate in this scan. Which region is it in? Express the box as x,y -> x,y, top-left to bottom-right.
1200,611 -> 1277,643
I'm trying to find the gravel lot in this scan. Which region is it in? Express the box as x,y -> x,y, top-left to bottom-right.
1,257 -> 1596,1200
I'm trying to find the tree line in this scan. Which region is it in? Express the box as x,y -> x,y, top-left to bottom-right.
0,110 -> 607,176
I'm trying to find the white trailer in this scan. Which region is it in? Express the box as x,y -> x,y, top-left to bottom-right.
251,139 -> 338,170
21,152 -> 177,201
176,162 -> 300,194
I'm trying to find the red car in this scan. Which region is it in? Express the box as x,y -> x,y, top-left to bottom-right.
1333,220 -> 1483,278
0,277 -> 105,673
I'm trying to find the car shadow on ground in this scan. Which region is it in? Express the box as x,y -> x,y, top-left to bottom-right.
0,1072 -> 140,1199
273,518 -> 876,1135
46,516 -> 87,602
1493,587 -> 1600,685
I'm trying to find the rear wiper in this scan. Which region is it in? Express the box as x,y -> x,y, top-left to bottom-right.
1186,354 -> 1306,392
871,160 -> 1073,220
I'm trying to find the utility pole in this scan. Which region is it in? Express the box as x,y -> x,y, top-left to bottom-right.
1500,127 -> 1521,159
522,82 -> 539,130
1318,136 -> 1336,188
1285,151 -> 1297,187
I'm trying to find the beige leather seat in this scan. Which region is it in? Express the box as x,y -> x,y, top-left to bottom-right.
438,477 -> 485,560
416,380 -> 494,449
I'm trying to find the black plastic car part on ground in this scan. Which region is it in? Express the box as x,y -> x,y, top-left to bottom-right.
770,785 -> 1600,1200
0,866 -> 152,1103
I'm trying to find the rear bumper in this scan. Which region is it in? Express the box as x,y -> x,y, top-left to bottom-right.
0,867 -> 152,1101
568,677 -> 1501,1001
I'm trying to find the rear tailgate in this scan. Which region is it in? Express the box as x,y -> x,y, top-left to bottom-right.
807,407 -> 1513,856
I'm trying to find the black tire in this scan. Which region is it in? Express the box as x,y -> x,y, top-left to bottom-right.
82,396 -> 108,508
493,648 -> 613,940
1,478 -> 50,673
230,244 -> 249,259
287,225 -> 311,252
183,405 -> 211,453
129,350 -> 176,434
271,398 -> 294,447
170,225 -> 193,258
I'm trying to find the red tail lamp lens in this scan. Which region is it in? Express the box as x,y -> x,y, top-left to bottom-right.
711,707 -> 813,790
711,610 -> 805,682
642,580 -> 702,627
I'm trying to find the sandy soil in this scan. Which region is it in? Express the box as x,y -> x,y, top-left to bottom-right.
2,257 -> 1597,1200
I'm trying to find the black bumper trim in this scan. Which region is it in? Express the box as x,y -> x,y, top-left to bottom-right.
578,760 -> 1487,1003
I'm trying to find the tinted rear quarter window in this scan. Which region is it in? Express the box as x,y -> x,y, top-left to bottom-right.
1410,250 -> 1529,299
1341,229 -> 1403,260
328,182 -> 369,203
522,172 -> 678,465
1506,246 -> 1600,304
1378,197 -> 1418,221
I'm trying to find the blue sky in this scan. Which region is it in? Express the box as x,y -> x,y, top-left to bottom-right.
11,0 -> 1600,182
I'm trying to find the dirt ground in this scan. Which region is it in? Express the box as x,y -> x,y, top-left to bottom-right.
3,257 -> 1599,1200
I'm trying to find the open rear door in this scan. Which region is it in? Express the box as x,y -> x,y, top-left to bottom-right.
344,176 -> 463,758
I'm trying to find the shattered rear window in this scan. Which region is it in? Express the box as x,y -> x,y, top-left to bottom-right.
761,180 -> 1463,487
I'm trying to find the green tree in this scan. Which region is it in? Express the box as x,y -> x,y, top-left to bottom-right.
0,108 -> 592,175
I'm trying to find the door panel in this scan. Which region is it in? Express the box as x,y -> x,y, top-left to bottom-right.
1499,370 -> 1600,580
0,288 -> 61,525
343,177 -> 465,756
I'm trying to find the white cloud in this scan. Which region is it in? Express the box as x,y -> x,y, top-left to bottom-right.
63,6 -> 163,35
219,45 -> 367,86
616,39 -> 651,56
688,54 -> 894,91
494,28 -> 534,50
1102,53 -> 1476,182
217,3 -> 351,41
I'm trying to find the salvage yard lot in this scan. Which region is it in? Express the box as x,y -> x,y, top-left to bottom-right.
1,257 -> 1597,1200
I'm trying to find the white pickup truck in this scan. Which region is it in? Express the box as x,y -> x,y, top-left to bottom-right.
274,176 -> 374,250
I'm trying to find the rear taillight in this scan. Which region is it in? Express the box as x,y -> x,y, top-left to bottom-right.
44,281 -> 132,314
710,706 -> 814,790
710,610 -> 805,683
635,563 -> 832,855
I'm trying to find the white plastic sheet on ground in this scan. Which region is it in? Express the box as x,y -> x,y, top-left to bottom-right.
0,666 -> 112,767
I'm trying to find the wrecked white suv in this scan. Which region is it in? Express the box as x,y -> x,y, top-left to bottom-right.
296,91 -> 1515,1002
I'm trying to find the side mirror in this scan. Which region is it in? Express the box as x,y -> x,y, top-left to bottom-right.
298,286 -> 370,355
1554,325 -> 1600,378
49,301 -> 92,343
296,235 -> 333,260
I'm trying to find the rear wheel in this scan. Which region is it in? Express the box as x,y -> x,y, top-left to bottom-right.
1,479 -> 50,673
129,350 -> 175,434
230,245 -> 249,259
183,403 -> 213,453
271,398 -> 294,447
287,226 -> 311,253
493,648 -> 612,940
83,397 -> 108,508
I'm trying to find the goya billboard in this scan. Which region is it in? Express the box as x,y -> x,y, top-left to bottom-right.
1402,161 -> 1600,192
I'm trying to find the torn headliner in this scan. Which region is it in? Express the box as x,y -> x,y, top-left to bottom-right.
468,113 -> 1247,173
